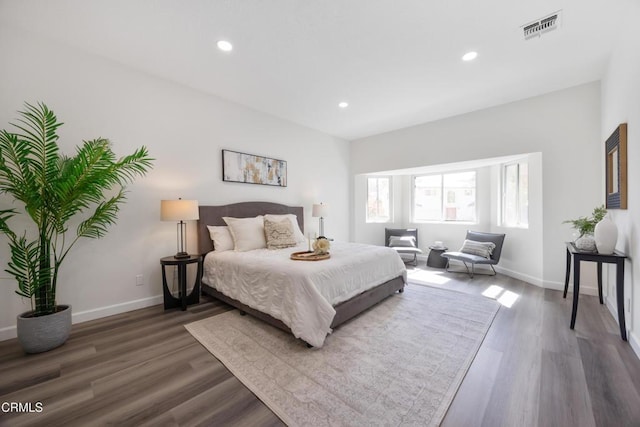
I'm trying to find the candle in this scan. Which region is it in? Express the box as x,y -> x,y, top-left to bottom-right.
308,233 -> 311,252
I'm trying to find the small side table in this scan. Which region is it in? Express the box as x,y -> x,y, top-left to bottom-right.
160,255 -> 202,311
563,242 -> 627,341
427,246 -> 448,268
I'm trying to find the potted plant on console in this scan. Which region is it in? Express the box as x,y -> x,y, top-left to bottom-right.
0,103 -> 152,353
563,205 -> 606,252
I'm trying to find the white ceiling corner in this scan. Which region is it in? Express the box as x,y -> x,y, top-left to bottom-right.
0,0 -> 632,140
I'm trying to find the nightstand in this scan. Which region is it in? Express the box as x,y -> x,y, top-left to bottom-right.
160,254 -> 202,310
426,246 -> 448,268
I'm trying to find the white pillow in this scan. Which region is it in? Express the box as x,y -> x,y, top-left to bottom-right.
263,214 -> 306,243
223,216 -> 266,251
206,226 -> 234,252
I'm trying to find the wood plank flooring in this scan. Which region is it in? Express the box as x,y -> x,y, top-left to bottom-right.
1,267 -> 639,426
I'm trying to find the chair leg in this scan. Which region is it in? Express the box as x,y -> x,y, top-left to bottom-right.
462,261 -> 472,278
446,260 -> 496,278
413,254 -> 418,266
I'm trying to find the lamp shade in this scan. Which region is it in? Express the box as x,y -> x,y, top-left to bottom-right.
160,199 -> 199,221
312,203 -> 328,218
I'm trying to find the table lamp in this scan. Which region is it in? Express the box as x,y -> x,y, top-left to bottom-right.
161,199 -> 199,258
312,203 -> 328,237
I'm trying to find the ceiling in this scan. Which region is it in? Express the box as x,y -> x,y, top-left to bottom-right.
0,0 -> 631,140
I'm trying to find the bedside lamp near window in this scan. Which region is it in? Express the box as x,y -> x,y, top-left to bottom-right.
161,199 -> 199,259
312,203 -> 329,237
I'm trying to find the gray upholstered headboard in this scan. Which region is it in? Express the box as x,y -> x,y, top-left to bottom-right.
197,202 -> 304,255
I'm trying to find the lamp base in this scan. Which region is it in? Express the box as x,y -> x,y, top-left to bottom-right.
174,252 -> 190,259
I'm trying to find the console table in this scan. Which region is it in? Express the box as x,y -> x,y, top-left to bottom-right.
563,242 -> 627,340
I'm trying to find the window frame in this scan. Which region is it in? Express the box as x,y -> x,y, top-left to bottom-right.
411,170 -> 477,224
500,160 -> 529,228
366,175 -> 393,223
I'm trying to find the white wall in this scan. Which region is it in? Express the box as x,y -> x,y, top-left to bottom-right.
353,175 -> 404,246
601,0 -> 640,355
490,153 -> 544,285
351,83 -> 602,290
0,25 -> 350,340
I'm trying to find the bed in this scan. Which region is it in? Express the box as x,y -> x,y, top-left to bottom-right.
197,202 -> 406,347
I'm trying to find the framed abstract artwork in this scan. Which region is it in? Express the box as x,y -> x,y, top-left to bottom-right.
605,123 -> 627,209
222,149 -> 287,187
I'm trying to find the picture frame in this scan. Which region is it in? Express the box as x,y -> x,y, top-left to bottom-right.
222,149 -> 287,187
605,123 -> 627,209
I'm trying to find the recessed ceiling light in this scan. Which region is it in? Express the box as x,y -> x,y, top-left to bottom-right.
217,40 -> 233,52
462,51 -> 478,61
338,102 -> 349,109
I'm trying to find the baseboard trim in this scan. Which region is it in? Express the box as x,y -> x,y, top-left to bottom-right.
541,279 -> 599,297
629,331 -> 640,361
494,266 -> 543,287
493,267 -> 599,296
0,295 -> 164,342
0,326 -> 17,342
72,295 -> 164,324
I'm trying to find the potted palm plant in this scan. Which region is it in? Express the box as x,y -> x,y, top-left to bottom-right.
0,103 -> 153,353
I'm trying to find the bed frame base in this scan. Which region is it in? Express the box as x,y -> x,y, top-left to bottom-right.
201,275 -> 405,345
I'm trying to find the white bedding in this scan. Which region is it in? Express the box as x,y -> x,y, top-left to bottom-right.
202,241 -> 407,347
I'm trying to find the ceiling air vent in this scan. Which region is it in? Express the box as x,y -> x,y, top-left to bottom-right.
522,10 -> 561,40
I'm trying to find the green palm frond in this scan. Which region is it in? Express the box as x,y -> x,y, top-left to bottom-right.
0,130 -> 40,217
111,145 -> 153,183
12,102 -> 61,187
6,235 -> 40,298
0,208 -> 17,239
76,191 -> 125,241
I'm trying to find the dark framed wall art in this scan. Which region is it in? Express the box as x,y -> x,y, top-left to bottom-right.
605,123 -> 627,209
222,149 -> 287,187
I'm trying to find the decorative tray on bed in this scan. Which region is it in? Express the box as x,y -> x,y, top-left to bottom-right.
290,251 -> 330,261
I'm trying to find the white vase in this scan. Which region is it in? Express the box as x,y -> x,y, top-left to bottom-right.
594,215 -> 618,254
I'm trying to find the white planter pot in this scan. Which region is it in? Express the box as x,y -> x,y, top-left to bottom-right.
595,216 -> 618,254
17,305 -> 72,354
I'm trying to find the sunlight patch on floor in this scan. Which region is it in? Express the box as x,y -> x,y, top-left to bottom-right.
482,285 -> 504,299
482,285 -> 520,308
407,269 -> 451,285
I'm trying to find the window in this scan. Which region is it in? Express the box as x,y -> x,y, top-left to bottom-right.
413,171 -> 476,222
502,161 -> 528,227
366,176 -> 391,222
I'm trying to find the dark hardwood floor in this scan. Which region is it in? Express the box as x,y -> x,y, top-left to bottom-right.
1,266 -> 639,426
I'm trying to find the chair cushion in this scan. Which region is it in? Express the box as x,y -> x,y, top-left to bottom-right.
389,235 -> 417,248
441,251 -> 497,265
460,239 -> 496,259
392,247 -> 422,254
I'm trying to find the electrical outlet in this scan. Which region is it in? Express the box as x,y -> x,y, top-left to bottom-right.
135,274 -> 144,286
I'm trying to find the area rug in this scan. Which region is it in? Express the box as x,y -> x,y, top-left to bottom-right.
185,285 -> 500,426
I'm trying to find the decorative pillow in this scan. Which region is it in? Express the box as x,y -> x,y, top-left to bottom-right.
389,235 -> 417,248
264,218 -> 298,249
223,216 -> 266,251
460,239 -> 496,258
206,225 -> 234,252
263,214 -> 306,243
